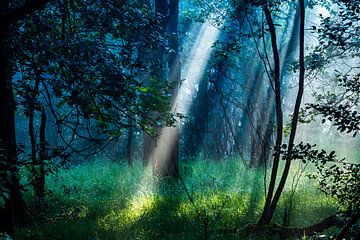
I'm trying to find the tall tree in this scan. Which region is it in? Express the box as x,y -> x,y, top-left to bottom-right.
258,0 -> 306,225
144,0 -> 181,178
0,0 -> 50,236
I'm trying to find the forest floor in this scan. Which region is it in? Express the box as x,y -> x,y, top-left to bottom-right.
16,158 -> 339,240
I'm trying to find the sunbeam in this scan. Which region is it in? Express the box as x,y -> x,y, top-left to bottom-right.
151,18 -> 222,176
174,21 -> 222,115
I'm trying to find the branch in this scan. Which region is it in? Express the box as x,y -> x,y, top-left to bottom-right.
244,215 -> 344,238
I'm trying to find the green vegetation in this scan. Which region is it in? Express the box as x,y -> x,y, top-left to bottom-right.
1,0 -> 360,239
16,159 -> 338,240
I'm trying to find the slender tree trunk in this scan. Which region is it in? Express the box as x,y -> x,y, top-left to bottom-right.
258,2 -> 283,225
29,110 -> 37,168
27,66 -> 47,202
126,124 -> 133,167
267,0 -> 306,222
237,60 -> 262,161
34,107 -> 46,201
258,0 -> 306,225
259,113 -> 274,165
258,86 -> 276,166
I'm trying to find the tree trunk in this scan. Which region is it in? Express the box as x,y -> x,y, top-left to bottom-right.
143,133 -> 155,166
126,124 -> 133,167
0,24 -> 26,237
143,0 -> 167,168
26,66 -> 47,202
0,1 -> 50,235
258,2 -> 283,225
34,107 -> 46,201
266,0 -> 306,223
258,0 -> 305,225
150,0 -> 180,178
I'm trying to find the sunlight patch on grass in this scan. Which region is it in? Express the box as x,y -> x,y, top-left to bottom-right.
98,193 -> 156,231
97,164 -> 159,231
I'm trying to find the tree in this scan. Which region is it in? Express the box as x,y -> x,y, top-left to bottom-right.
0,1 -> 50,236
144,0 -> 181,178
260,0 -> 306,225
222,0 -> 307,225
1,0 -> 179,235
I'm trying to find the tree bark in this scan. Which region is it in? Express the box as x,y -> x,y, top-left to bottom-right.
267,0 -> 306,223
0,25 -> 26,237
258,0 -> 306,225
143,0 -> 167,168
0,1 -> 50,235
34,107 -> 46,201
27,72 -> 45,201
258,2 -> 283,225
149,0 -> 180,178
126,124 -> 133,167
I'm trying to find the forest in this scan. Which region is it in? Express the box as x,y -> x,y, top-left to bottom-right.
0,0 -> 359,239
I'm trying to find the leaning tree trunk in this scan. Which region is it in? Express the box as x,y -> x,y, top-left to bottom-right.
266,0 -> 306,223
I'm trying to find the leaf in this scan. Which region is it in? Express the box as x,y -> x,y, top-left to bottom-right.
0,196 -> 5,207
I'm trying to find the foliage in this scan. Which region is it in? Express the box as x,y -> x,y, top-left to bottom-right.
9,0 -> 177,156
0,233 -> 12,240
282,142 -> 360,237
307,72 -> 360,137
304,1 -> 360,234
312,0 -> 360,53
15,159 -> 338,239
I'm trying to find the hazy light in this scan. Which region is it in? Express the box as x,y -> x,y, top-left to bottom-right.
173,21 -> 222,116
150,18 -> 222,176
127,16 -> 223,203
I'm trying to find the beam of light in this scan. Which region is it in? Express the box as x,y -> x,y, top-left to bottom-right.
173,21 -> 222,115
151,18 -> 222,176
121,17 -> 223,215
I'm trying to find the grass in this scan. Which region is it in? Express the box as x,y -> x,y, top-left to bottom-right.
16,158 -> 339,240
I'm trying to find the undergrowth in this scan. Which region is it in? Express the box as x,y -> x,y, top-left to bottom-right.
16,158 -> 338,240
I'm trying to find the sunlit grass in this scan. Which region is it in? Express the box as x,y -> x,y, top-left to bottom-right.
99,193 -> 156,231
16,158 -> 338,239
